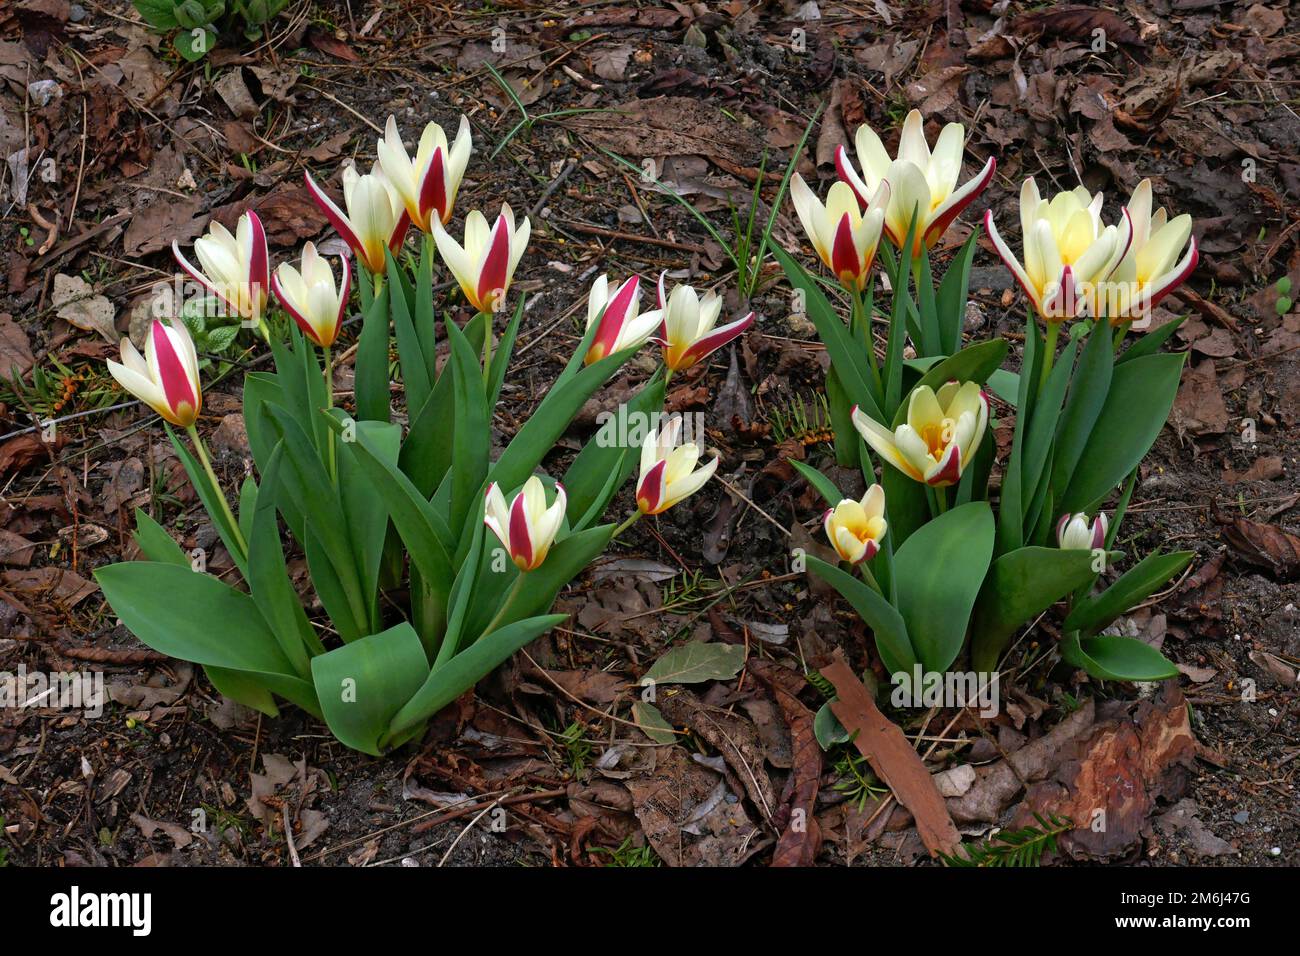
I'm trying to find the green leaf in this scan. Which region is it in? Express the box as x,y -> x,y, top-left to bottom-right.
353,283 -> 391,422
1060,352 -> 1186,515
132,0 -> 180,28
1019,338 -> 1077,527
892,501 -> 994,672
166,427 -> 248,579
445,317 -> 489,537
641,642 -> 747,686
1116,315 -> 1185,364
631,702 -> 677,744
389,614 -> 568,735
789,460 -> 844,508
174,26 -> 216,61
969,546 -> 1116,673
483,524 -> 616,635
878,455 -> 929,550
813,701 -> 851,748
806,555 -> 916,676
389,251 -> 433,414
1064,550 -> 1194,637
339,418 -> 400,620
206,666 -> 278,717
935,233 -> 978,356
132,508 -> 188,566
1050,321 -> 1113,499
1060,634 -> 1179,681
997,314 -> 1039,554
891,339 -> 1009,428
310,622 -> 430,756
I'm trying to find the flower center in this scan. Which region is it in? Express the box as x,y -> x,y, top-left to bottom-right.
921,418 -> 956,460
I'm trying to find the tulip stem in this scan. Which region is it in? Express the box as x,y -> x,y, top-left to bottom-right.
480,311 -> 494,386
858,563 -> 883,595
1038,321 -> 1061,396
186,424 -> 248,558
480,573 -> 527,640
852,287 -> 882,391
612,511 -> 642,539
1112,320 -> 1129,355
323,345 -> 337,483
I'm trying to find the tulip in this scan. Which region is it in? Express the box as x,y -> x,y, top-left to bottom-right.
1101,179 -> 1197,324
823,484 -> 887,565
484,476 -> 566,572
305,164 -> 411,274
433,203 -> 530,314
851,381 -> 988,487
271,242 -> 351,349
789,176 -> 889,292
376,114 -> 472,233
107,319 -> 203,428
836,110 -> 996,257
583,274 -> 662,365
1057,512 -> 1108,551
985,178 -> 1127,323
173,211 -> 269,327
635,416 -> 718,515
655,274 -> 754,372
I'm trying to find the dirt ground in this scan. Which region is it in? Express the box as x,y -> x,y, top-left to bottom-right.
0,0 -> 1297,867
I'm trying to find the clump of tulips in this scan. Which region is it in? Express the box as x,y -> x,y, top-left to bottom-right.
96,114 -> 750,755
782,109 -> 1197,714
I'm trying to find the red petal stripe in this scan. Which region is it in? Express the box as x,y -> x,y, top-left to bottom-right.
508,491 -> 533,568
834,146 -> 869,211
476,215 -> 511,309
924,156 -> 996,248
676,312 -> 754,369
419,146 -> 448,227
304,171 -> 368,268
151,320 -> 196,415
830,214 -> 860,282
637,459 -> 667,514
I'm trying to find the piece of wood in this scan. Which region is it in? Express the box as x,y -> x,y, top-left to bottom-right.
823,650 -> 962,858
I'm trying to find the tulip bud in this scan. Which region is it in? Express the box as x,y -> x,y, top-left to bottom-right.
305,164 -> 410,274
823,484 -> 887,564
852,381 -> 988,487
376,114 -> 473,233
790,176 -> 888,292
173,211 -> 269,327
433,203 -> 530,314
272,242 -> 350,349
1057,512 -> 1108,551
484,476 -> 566,572
584,274 -> 661,364
107,319 -> 203,428
655,274 -> 754,371
635,416 -> 718,515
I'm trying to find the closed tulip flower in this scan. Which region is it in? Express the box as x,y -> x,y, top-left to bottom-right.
107,319 -> 202,428
824,485 -> 887,565
173,211 -> 269,327
985,178 -> 1126,323
272,242 -> 350,349
655,275 -> 754,372
836,110 -> 996,258
1102,179 -> 1197,324
635,416 -> 718,515
1057,512 -> 1108,551
305,164 -> 411,274
484,476 -> 567,572
433,203 -> 530,314
583,274 -> 662,364
376,114 -> 472,233
852,381 -> 988,487
790,176 -> 889,292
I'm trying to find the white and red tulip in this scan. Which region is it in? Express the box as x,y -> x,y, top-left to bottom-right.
271,242 -> 350,349
824,484 -> 887,565
484,476 -> 566,572
654,274 -> 754,372
305,164 -> 411,274
1057,512 -> 1108,551
635,416 -> 718,515
836,110 -> 995,258
173,211 -> 269,326
790,176 -> 889,292
107,319 -> 202,428
1102,179 -> 1197,324
376,114 -> 472,233
583,274 -> 662,365
433,203 -> 530,314
985,178 -> 1127,323
852,381 -> 988,487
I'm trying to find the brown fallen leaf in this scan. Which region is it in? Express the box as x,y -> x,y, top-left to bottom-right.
0,313 -> 33,378
211,186 -> 330,247
1221,515 -> 1300,580
2,566 -> 98,607
750,659 -> 822,867
823,651 -> 961,857
1013,5 -> 1144,49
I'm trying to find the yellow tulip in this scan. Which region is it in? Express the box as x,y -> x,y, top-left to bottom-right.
823,484 -> 887,564
852,382 -> 988,487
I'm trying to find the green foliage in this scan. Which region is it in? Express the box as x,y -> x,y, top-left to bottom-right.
133,0 -> 289,62
97,241 -> 660,755
940,813 -> 1073,867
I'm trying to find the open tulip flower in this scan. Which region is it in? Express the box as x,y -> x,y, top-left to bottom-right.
272,242 -> 350,349
824,484 -> 887,565
836,110 -> 995,258
107,319 -> 203,429
305,164 -> 410,274
1057,512 -> 1108,551
376,114 -> 472,233
655,274 -> 754,372
433,203 -> 530,314
484,476 -> 566,572
1102,179 -> 1198,324
790,176 -> 889,292
985,178 -> 1127,323
636,416 -> 719,515
173,211 -> 269,327
583,274 -> 662,365
852,381 -> 988,487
